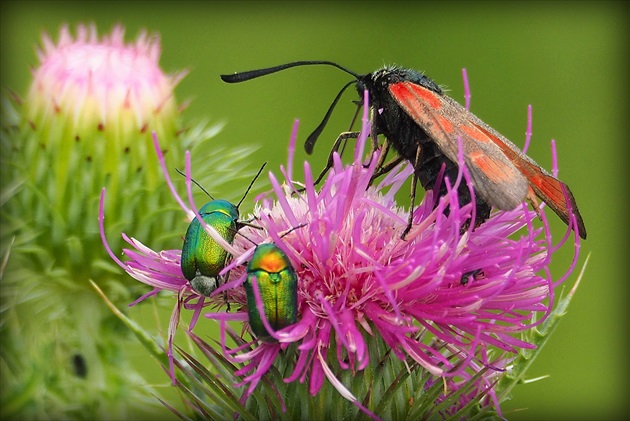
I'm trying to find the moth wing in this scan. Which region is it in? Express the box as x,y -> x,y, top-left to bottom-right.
389,81 -> 528,210
390,81 -> 586,238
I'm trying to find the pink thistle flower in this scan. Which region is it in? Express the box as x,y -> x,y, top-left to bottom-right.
209,92 -> 582,414
102,87 -> 581,416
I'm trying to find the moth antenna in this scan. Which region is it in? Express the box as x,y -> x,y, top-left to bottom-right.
220,60 -> 360,83
304,80 -> 356,154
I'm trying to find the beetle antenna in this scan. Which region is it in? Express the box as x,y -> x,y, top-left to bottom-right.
220,60 -> 360,83
233,223 -> 307,247
278,223 -> 307,239
236,162 -> 267,209
234,230 -> 258,247
304,80 -> 356,154
175,168 -> 215,200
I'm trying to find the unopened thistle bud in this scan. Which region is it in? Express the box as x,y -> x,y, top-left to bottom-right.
0,23 -> 192,419
3,23 -> 187,276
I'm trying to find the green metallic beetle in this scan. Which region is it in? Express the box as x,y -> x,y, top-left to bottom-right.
180,164 -> 266,297
245,243 -> 298,342
181,199 -> 239,295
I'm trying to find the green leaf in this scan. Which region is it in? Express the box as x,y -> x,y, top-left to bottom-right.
496,254 -> 590,401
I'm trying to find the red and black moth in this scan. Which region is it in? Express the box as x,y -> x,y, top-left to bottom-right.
221,61 -> 586,239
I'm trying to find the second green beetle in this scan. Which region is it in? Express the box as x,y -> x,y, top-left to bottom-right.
245,243 -> 298,342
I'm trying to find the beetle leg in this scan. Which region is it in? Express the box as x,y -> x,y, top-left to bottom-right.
237,219 -> 264,230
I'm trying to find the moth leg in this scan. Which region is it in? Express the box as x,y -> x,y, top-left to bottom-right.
369,137 -> 390,170
526,188 -> 543,220
312,131 -> 360,186
369,153 -> 404,186
401,144 -> 423,240
362,108 -> 387,169
369,107 -> 380,152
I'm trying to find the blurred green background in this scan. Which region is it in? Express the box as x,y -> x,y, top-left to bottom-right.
1,1 -> 627,419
